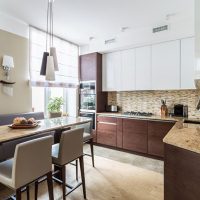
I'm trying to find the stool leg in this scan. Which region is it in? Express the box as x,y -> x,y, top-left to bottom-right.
61,166 -> 66,200
35,181 -> 38,200
79,156 -> 86,199
76,160 -> 78,181
16,188 -> 22,200
90,139 -> 95,167
27,185 -> 30,200
47,172 -> 54,200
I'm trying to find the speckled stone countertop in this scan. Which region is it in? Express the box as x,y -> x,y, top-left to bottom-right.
97,112 -> 184,122
163,122 -> 200,154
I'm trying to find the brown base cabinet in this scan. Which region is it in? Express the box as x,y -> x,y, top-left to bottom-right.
164,144 -> 200,200
96,116 -> 175,158
148,121 -> 175,157
97,117 -> 117,147
123,119 -> 148,153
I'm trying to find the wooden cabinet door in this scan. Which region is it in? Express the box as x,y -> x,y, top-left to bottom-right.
80,53 -> 96,81
123,119 -> 148,153
97,117 -> 117,147
121,49 -> 135,91
181,37 -> 195,89
135,46 -> 152,90
148,121 -> 175,157
152,40 -> 180,90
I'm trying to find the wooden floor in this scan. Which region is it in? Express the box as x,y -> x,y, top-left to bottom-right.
0,154 -> 163,200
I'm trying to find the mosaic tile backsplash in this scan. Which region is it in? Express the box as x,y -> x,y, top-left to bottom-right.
108,90 -> 200,118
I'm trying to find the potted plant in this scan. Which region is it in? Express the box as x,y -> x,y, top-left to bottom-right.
47,97 -> 64,118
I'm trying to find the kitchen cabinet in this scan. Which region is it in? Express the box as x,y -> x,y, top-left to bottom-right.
102,52 -> 121,91
123,119 -> 148,153
97,116 -> 117,147
96,115 -> 176,158
121,49 -> 135,91
80,53 -> 97,81
152,40 -> 180,90
181,37 -> 195,89
135,46 -> 152,90
148,121 -> 175,157
164,144 -> 200,200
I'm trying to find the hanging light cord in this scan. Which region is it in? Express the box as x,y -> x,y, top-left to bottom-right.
46,0 -> 50,51
46,0 -> 54,51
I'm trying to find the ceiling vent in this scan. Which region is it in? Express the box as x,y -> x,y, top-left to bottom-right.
153,25 -> 168,33
105,38 -> 116,44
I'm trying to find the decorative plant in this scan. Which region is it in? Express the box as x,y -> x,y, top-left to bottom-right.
47,97 -> 64,113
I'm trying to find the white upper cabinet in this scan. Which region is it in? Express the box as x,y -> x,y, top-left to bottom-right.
181,37 -> 195,89
102,52 -> 121,91
121,49 -> 135,91
135,46 -> 151,90
152,40 -> 180,90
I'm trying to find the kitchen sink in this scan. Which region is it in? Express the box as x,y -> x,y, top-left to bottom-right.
183,119 -> 200,124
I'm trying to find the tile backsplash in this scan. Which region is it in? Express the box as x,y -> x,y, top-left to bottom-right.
108,90 -> 200,118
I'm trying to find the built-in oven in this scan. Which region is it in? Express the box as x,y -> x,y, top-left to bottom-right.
79,111 -> 96,129
80,81 -> 96,112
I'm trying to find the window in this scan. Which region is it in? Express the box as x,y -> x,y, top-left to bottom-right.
30,27 -> 79,117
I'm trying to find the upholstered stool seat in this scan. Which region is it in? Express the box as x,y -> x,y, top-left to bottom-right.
83,132 -> 93,141
0,159 -> 13,187
51,128 -> 86,200
0,136 -> 54,200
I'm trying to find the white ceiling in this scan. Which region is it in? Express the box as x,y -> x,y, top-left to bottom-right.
0,0 -> 194,45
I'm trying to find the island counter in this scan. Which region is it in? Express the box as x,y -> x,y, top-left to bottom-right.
163,121 -> 200,200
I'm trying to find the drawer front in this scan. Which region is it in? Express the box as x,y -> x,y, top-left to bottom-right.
97,122 -> 117,147
97,116 -> 117,124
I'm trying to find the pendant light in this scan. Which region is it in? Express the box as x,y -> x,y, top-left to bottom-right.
40,0 -> 58,81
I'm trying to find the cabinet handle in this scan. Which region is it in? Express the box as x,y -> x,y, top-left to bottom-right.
98,122 -> 117,125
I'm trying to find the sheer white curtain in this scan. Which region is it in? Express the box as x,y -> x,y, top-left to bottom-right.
29,26 -> 79,87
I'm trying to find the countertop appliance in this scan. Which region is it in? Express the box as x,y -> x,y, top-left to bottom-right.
174,104 -> 184,116
123,111 -> 153,117
106,105 -> 118,112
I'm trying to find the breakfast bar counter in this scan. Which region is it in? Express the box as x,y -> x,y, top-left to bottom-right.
0,116 -> 92,143
163,121 -> 200,154
163,121 -> 200,200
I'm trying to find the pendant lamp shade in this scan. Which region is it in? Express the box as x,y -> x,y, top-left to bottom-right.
40,52 -> 49,75
45,56 -> 55,81
50,47 -> 59,71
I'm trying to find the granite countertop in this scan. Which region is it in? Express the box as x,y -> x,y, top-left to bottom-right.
97,112 -> 184,122
163,121 -> 200,154
0,116 -> 92,143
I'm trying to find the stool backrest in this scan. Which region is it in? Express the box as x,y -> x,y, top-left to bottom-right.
12,136 -> 53,188
58,128 -> 84,165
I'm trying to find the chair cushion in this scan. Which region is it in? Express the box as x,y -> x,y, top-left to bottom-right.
0,159 -> 14,188
52,143 -> 60,165
83,132 -> 93,142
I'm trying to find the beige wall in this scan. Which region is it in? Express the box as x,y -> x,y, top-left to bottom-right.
108,90 -> 200,118
0,29 -> 32,114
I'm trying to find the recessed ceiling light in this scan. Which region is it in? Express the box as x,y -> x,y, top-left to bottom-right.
105,38 -> 116,44
89,36 -> 94,41
166,13 -> 177,21
121,27 -> 129,32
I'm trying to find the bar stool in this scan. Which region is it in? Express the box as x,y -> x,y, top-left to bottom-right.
76,122 -> 95,167
0,136 -> 54,200
51,128 -> 86,200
